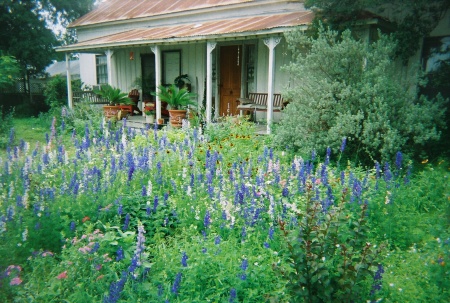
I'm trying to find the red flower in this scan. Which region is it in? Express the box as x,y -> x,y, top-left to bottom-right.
82,216 -> 90,223
57,271 -> 68,279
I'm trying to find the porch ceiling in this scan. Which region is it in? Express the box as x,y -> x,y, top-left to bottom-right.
57,11 -> 313,52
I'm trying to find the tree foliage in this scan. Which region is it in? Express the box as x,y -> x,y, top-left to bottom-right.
304,0 -> 450,63
0,0 -> 94,76
0,53 -> 20,89
275,27 -> 447,163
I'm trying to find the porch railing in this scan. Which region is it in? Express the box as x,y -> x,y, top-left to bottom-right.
72,90 -> 108,104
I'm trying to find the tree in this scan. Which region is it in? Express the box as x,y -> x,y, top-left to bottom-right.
0,0 -> 94,82
274,27 -> 447,163
304,0 -> 450,63
0,53 -> 20,89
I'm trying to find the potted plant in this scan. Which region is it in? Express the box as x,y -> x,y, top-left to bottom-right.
144,108 -> 155,124
174,74 -> 191,92
94,84 -> 133,119
152,84 -> 196,128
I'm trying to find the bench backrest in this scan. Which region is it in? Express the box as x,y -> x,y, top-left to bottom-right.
248,93 -> 284,107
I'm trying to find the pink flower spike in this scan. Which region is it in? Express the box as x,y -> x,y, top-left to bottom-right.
57,271 -> 68,279
10,277 -> 22,286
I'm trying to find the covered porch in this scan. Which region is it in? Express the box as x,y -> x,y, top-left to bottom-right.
57,11 -> 313,133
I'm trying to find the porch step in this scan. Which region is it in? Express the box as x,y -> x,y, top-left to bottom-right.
118,116 -> 167,129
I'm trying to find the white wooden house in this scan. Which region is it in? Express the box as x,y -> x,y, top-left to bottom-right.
56,0 -> 315,130
56,0 -> 450,131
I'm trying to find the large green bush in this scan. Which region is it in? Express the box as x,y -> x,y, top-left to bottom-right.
275,27 -> 447,163
44,76 -> 82,109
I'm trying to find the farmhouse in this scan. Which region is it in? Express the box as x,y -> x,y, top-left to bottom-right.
56,0 -> 450,131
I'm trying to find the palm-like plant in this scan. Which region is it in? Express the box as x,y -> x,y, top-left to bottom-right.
94,84 -> 132,105
152,84 -> 196,110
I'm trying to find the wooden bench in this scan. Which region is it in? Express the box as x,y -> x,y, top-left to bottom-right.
236,93 -> 287,116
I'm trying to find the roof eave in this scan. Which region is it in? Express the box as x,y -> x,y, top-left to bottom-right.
55,25 -> 308,53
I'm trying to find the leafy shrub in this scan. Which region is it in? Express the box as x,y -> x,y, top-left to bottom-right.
44,76 -> 82,108
275,26 -> 448,164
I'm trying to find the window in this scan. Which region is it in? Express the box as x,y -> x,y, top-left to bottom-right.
96,55 -> 108,85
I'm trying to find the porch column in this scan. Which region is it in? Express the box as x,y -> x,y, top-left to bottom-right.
151,45 -> 162,120
263,37 -> 281,134
105,49 -> 114,86
206,41 -> 217,124
65,53 -> 73,109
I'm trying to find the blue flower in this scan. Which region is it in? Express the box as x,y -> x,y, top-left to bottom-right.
268,226 -> 274,240
229,288 -> 237,303
70,221 -> 76,232
340,137 -> 347,152
395,151 -> 403,170
122,213 -> 130,231
204,210 -> 211,229
181,252 -> 188,267
282,186 -> 289,197
90,242 -> 100,254
116,246 -> 124,261
171,272 -> 182,295
240,259 -> 248,271
215,236 -> 221,245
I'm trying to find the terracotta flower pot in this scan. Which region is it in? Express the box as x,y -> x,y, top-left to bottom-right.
103,105 -> 121,119
168,109 -> 187,128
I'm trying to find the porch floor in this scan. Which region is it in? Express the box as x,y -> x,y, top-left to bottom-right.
118,115 -> 269,135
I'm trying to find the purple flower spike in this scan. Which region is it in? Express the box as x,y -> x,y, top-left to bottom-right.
204,211 -> 211,229
181,252 -> 188,267
229,288 -> 237,303
340,137 -> 347,152
171,272 -> 182,295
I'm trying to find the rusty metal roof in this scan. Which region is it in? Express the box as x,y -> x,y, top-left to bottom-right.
59,11 -> 313,52
70,0 -> 253,28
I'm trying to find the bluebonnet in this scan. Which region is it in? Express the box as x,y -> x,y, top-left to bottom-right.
241,227 -> 246,241
181,252 -> 188,267
171,272 -> 182,295
325,147 -> 331,165
90,242 -> 100,254
153,196 -> 159,212
395,151 -> 403,170
204,210 -> 211,229
123,213 -> 130,231
240,259 -> 248,271
215,236 -> 221,245
268,226 -> 274,240
340,137 -> 347,152
127,166 -> 135,182
117,204 -> 123,216
370,264 -> 384,296
116,246 -> 124,261
282,186 -> 289,197
264,242 -> 270,248
103,271 -> 127,303
340,170 -> 345,186
70,221 -> 76,232
229,288 -> 237,303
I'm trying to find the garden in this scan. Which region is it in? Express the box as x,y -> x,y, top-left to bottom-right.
0,27 -> 448,302
0,106 -> 448,302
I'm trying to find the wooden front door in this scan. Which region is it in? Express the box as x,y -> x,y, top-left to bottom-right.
219,45 -> 241,116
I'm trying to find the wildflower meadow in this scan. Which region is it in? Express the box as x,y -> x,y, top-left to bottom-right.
0,110 -> 448,302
